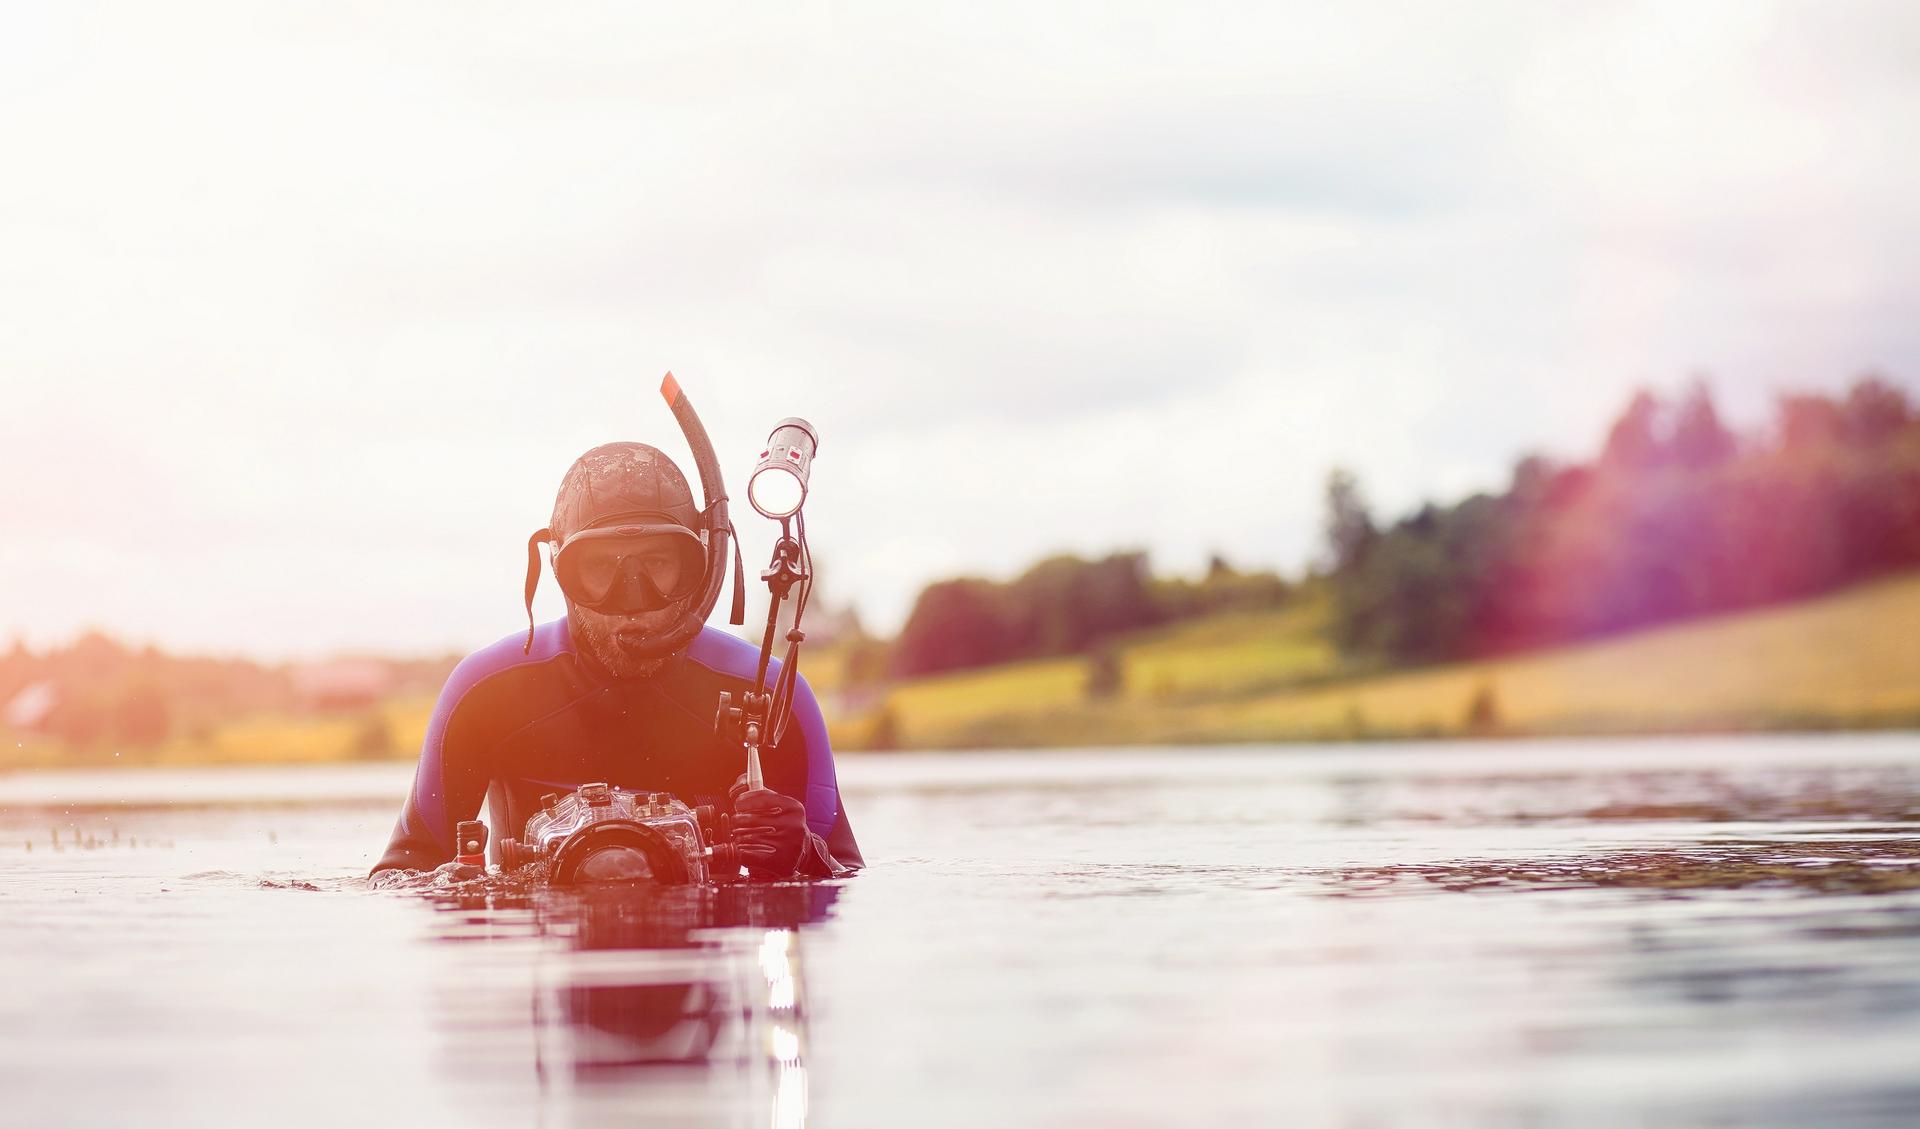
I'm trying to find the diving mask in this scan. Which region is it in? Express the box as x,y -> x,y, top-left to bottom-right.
549,519 -> 707,615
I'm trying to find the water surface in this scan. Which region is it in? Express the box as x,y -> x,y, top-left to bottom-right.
3,734 -> 1918,1127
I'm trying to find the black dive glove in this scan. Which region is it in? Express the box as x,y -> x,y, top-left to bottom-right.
729,780 -> 807,881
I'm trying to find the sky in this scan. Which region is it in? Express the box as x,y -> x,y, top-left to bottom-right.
1,2 -> 1917,659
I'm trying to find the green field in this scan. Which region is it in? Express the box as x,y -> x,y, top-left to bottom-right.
0,691 -> 439,770
826,571 -> 1920,749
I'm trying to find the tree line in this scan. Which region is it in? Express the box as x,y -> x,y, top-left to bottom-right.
887,552 -> 1290,677
1326,375 -> 1920,663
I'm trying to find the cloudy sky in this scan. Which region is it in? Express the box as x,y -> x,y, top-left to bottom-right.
2,2 -> 1916,658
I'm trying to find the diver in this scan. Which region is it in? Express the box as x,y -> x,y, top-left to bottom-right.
369,439 -> 863,885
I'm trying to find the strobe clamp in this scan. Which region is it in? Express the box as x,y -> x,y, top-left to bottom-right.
761,532 -> 806,602
714,689 -> 774,751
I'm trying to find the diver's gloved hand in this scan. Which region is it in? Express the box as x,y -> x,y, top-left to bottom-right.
729,783 -> 807,881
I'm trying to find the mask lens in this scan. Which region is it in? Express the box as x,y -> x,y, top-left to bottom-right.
567,541 -> 628,605
627,534 -> 697,597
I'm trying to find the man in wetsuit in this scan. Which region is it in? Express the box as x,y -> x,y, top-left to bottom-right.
370,440 -> 862,884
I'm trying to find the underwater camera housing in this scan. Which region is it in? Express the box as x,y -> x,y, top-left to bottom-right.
496,783 -> 742,886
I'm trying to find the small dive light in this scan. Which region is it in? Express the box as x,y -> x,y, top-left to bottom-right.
747,418 -> 819,520
455,820 -> 488,866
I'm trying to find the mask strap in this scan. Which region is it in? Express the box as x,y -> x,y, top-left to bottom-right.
523,527 -> 551,653
728,519 -> 746,626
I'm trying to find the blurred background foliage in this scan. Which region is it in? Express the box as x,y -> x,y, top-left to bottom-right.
1326,375 -> 1920,663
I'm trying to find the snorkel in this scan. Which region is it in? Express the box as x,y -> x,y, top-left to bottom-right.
654,373 -> 749,653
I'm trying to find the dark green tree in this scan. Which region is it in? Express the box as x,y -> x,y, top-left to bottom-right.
1323,467 -> 1375,575
1671,379 -> 1735,469
1601,388 -> 1666,472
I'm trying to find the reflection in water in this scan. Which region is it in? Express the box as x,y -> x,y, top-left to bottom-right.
1323,825 -> 1920,1127
1363,763 -> 1920,828
423,881 -> 838,1127
1334,838 -> 1920,896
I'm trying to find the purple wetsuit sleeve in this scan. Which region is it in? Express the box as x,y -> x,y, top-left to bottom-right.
368,652 -> 504,876
789,674 -> 839,837
785,673 -> 863,873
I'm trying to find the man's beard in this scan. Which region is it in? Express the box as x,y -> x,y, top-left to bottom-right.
567,598 -> 693,679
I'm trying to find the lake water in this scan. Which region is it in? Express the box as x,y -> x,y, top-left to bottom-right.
3,734 -> 1919,1128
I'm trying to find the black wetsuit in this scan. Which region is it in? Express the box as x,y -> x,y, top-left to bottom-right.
371,617 -> 862,877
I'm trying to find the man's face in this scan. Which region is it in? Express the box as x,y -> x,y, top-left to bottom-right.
557,529 -> 701,679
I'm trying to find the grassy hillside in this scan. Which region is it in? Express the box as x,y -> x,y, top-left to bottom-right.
827,571 -> 1920,749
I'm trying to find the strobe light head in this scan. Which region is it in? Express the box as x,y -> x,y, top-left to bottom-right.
748,417 -> 819,520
